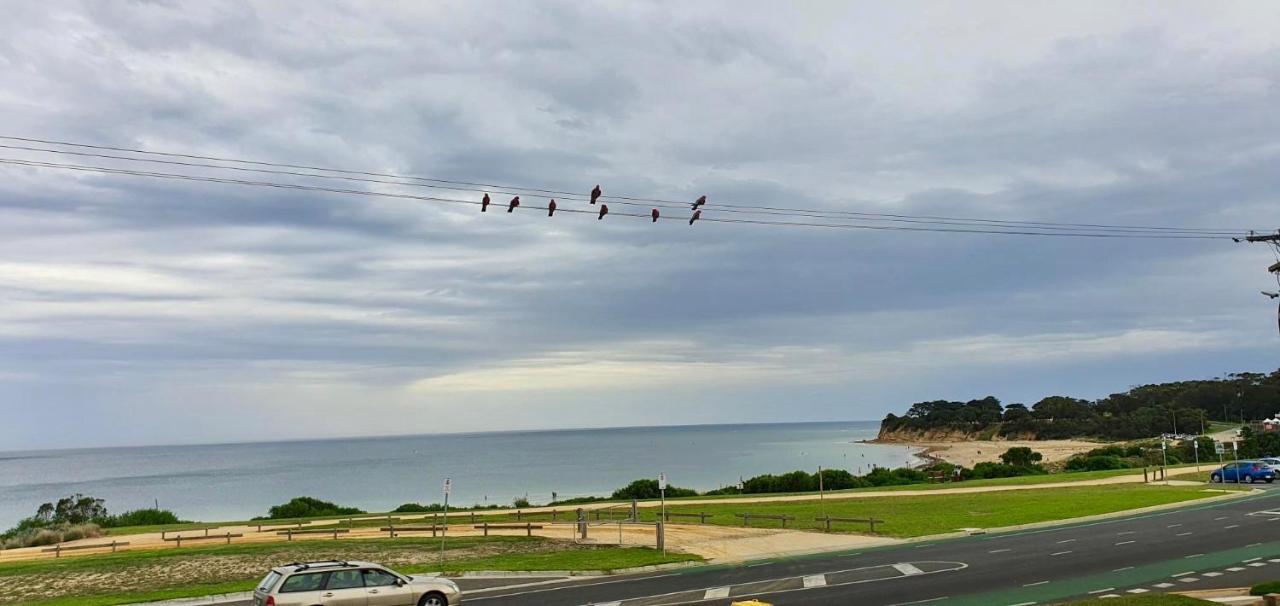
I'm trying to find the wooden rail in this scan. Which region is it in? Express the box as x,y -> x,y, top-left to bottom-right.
41,540 -> 130,557
380,525 -> 446,538
663,512 -> 711,524
815,516 -> 884,533
474,522 -> 543,536
276,528 -> 350,541
734,513 -> 796,528
163,533 -> 242,547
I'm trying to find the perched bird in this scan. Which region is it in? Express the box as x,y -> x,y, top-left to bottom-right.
689,210 -> 702,225
692,195 -> 707,209
591,185 -> 602,205
651,208 -> 660,223
548,199 -> 557,217
598,204 -> 609,220
481,193 -> 490,212
507,196 -> 520,212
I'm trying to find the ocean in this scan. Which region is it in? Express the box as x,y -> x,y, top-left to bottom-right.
0,421 -> 918,527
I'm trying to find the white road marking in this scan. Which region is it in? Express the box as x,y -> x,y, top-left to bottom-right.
1224,524 -> 1240,529
703,586 -> 730,599
1114,541 -> 1135,546
1127,588 -> 1149,594
1113,566 -> 1135,572
596,602 -> 620,606
1087,588 -> 1115,594
1008,602 -> 1037,605
1248,562 -> 1268,567
1117,531 -> 1136,536
1177,577 -> 1200,583
894,563 -> 926,576
1050,551 -> 1072,556
1023,581 -> 1049,587
989,549 -> 1013,554
1214,516 -> 1229,521
1227,566 -> 1246,572
1185,554 -> 1204,558
1176,532 -> 1193,536
1153,583 -> 1175,588
1244,557 -> 1263,562
1203,572 -> 1223,577
803,574 -> 827,588
1056,539 -> 1076,544
1172,571 -> 1196,577
1167,523 -> 1183,528
888,598 -> 948,606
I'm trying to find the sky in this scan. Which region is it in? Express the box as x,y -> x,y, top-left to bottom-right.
1,1 -> 1278,451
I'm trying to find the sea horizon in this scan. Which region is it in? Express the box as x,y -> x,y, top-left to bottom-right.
0,420 -> 917,528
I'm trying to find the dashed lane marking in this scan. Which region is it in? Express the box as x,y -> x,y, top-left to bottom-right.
1177,577 -> 1200,583
1087,588 -> 1114,594
1056,539 -> 1076,544
1126,588 -> 1149,594
1050,551 -> 1072,556
1114,541 -> 1135,546
989,549 -> 1012,554
1153,583 -> 1175,588
802,574 -> 826,588
1203,572 -> 1223,577
1172,571 -> 1196,577
1023,581 -> 1048,587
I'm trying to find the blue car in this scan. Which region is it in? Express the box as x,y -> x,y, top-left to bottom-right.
1211,461 -> 1276,484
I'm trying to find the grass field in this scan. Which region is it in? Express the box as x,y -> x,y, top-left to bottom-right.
97,465 -> 1207,537
0,536 -> 699,606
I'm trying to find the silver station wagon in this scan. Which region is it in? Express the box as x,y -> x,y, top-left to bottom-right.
254,560 -> 461,606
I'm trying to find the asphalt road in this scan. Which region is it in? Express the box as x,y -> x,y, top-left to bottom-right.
467,486 -> 1280,606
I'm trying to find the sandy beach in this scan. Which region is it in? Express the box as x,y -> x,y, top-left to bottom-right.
907,439 -> 1101,467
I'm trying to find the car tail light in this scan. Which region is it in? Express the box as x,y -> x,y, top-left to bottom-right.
265,597 -> 275,606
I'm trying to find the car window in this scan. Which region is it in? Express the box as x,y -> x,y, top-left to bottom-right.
327,570 -> 364,589
280,572 -> 327,593
363,569 -> 399,587
257,571 -> 281,592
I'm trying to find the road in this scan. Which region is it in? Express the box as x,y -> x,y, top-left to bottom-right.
464,486 -> 1280,605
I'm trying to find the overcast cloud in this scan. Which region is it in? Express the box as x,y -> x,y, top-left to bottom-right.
1,1 -> 1278,450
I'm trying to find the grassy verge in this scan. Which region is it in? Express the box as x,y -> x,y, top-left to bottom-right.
98,466 -> 1207,537
652,484 -> 1231,537
0,537 -> 700,606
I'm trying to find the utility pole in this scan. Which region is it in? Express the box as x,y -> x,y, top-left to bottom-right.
1238,231 -> 1280,334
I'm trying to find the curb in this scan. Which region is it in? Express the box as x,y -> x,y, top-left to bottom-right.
124,591 -> 253,605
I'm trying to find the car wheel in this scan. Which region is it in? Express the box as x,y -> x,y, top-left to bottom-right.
1211,474 -> 1221,483
1244,475 -> 1255,484
419,592 -> 448,606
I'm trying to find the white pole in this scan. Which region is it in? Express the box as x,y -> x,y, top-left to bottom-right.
440,478 -> 450,568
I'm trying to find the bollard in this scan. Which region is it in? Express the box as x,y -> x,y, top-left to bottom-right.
1263,593 -> 1279,606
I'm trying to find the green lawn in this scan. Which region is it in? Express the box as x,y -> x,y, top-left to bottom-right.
650,484 -> 1229,537
94,466 -> 1214,537
0,537 -> 700,606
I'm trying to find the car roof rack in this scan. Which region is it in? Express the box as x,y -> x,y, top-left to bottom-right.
290,560 -> 352,571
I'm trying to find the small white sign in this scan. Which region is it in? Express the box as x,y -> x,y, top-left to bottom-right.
1216,442 -> 1226,455
658,473 -> 667,490
443,478 -> 452,495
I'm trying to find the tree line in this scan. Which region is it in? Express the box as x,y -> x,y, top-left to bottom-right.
880,370 -> 1280,441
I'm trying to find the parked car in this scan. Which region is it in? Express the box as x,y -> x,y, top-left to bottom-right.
1210,461 -> 1276,484
254,560 -> 460,606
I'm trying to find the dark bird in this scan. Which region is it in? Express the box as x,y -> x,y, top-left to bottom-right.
598,204 -> 609,220
692,195 -> 707,209
481,193 -> 490,212
508,196 -> 520,212
591,185 -> 602,205
548,199 -> 557,217
689,210 -> 702,225
651,208 -> 660,223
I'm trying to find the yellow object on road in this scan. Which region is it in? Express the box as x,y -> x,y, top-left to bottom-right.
731,601 -> 773,606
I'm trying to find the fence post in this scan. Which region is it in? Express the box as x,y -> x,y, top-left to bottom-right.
631,499 -> 638,522
111,540 -> 118,553
204,528 -> 210,537
54,544 -> 61,558
176,537 -> 182,548
576,508 -> 587,540
225,533 -> 232,545
161,531 -> 167,540
869,518 -> 878,534
517,510 -> 522,521
526,523 -> 533,537
782,516 -> 788,529
552,509 -> 558,521
656,521 -> 665,552
482,523 -> 489,537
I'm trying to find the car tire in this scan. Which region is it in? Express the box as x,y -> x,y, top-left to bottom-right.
1244,475 -> 1255,484
419,592 -> 448,606
1211,474 -> 1221,483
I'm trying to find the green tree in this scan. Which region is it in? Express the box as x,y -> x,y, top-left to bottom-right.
999,447 -> 1043,467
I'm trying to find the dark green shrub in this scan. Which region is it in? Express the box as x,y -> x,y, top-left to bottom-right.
1065,455 -> 1129,471
392,502 -> 445,513
261,497 -> 364,519
1250,581 -> 1280,596
610,479 -> 696,500
98,508 -> 184,528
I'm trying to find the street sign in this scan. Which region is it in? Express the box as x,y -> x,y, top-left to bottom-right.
658,473 -> 667,490
1216,442 -> 1226,455
443,478 -> 452,495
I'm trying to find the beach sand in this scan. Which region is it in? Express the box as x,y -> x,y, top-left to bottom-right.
911,439 -> 1100,467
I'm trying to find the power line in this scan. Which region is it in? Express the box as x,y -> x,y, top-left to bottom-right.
0,141 -> 1243,235
0,134 -> 1252,236
0,157 -> 1232,239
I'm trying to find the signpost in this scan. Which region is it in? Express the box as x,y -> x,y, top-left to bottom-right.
1193,439 -> 1200,470
1161,437 -> 1169,485
440,477 -> 451,566
1232,442 -> 1240,484
658,473 -> 667,555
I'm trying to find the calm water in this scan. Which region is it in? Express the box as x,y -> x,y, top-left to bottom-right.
0,421 -> 918,527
